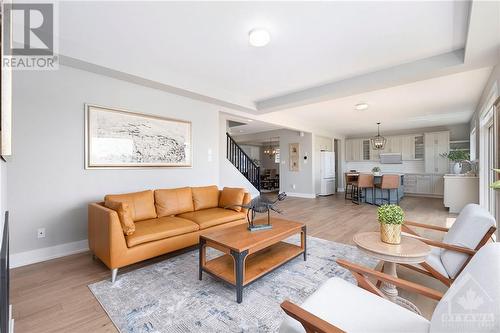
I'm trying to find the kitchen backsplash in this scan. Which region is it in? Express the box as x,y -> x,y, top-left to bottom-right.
345,160 -> 425,174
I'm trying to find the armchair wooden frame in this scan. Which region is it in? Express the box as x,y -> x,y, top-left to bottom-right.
280,259 -> 443,333
401,221 -> 496,286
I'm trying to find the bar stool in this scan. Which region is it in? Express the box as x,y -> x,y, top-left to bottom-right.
374,174 -> 400,205
344,173 -> 358,200
352,174 -> 374,205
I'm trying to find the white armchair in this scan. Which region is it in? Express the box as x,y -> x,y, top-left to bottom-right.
402,203 -> 496,286
280,242 -> 500,333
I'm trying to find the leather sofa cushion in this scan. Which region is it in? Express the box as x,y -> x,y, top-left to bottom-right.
126,216 -> 199,247
192,185 -> 220,211
155,187 -> 194,217
105,190 -> 157,222
219,187 -> 245,212
178,207 -> 245,229
104,201 -> 136,235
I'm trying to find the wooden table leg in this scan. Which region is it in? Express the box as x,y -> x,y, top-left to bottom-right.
231,249 -> 248,303
380,261 -> 398,301
301,226 -> 307,261
380,261 -> 422,315
199,238 -> 206,280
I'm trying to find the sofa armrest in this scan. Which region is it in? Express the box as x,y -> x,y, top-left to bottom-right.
241,192 -> 252,213
88,202 -> 129,269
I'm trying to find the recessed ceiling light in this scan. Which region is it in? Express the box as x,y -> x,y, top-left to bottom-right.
248,29 -> 271,47
246,119 -> 254,122
355,103 -> 369,111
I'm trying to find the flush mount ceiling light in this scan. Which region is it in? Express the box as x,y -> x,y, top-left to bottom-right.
355,103 -> 369,111
248,28 -> 271,47
370,122 -> 386,150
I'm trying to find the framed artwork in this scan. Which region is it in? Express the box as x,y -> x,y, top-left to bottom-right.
85,104 -> 192,169
289,143 -> 300,172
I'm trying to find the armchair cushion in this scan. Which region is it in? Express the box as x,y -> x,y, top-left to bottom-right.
154,187 -> 194,217
279,277 -> 430,333
219,187 -> 246,212
424,248 -> 449,278
105,190 -> 157,222
192,186 -> 220,211
440,204 -> 495,279
104,201 -> 135,236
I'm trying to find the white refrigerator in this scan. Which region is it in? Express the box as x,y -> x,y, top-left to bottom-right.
319,151 -> 336,196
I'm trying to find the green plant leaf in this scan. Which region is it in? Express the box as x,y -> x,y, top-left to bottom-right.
377,204 -> 405,225
490,180 -> 500,190
493,169 -> 500,174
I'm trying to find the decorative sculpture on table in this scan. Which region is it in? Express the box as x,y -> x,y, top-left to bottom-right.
229,192 -> 287,231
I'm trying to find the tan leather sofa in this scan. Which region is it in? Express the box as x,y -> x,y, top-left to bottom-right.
88,185 -> 251,282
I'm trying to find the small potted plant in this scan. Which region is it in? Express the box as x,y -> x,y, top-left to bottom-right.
377,204 -> 405,244
372,166 -> 381,176
440,151 -> 470,174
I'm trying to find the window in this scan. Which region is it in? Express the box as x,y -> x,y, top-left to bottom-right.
470,128 -> 476,161
274,148 -> 280,163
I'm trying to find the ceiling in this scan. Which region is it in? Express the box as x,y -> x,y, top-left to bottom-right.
54,2 -> 485,105
265,67 -> 493,136
22,1 -> 500,135
225,114 -> 282,136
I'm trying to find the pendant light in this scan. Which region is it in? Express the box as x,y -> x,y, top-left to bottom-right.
263,138 -> 277,158
370,122 -> 386,150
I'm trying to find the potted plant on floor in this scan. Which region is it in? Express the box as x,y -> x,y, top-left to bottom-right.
377,204 -> 405,244
372,166 -> 381,176
440,151 -> 470,174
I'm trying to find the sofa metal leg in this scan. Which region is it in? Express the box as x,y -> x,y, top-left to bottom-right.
111,268 -> 118,283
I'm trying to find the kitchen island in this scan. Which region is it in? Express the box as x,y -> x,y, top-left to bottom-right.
346,173 -> 405,205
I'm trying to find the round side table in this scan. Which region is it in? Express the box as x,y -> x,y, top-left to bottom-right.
353,231 -> 431,314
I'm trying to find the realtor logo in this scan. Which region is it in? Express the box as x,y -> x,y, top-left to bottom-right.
2,2 -> 58,70
439,273 -> 496,331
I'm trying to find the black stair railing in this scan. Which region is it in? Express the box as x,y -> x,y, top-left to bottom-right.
226,132 -> 260,192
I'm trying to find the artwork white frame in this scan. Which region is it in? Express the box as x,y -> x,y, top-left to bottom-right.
85,104 -> 192,169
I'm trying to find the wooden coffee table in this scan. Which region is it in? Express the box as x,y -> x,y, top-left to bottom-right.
199,218 -> 306,303
353,232 -> 431,314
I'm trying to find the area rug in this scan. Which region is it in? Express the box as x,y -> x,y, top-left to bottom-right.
89,236 -> 376,333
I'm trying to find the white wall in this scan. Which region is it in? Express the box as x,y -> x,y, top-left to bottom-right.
9,65 -> 222,255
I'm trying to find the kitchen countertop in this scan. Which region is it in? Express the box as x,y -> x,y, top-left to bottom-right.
444,174 -> 478,178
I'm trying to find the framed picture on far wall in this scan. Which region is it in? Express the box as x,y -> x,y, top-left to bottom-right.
289,143 -> 300,172
85,104 -> 192,169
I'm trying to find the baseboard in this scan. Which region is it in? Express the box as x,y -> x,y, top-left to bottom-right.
286,192 -> 316,199
10,239 -> 89,268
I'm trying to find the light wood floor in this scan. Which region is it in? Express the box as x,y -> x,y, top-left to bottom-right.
11,194 -> 454,332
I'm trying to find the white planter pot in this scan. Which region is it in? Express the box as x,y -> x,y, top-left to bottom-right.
452,162 -> 462,174
373,172 -> 381,176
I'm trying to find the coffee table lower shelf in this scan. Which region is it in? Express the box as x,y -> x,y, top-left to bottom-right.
199,241 -> 305,302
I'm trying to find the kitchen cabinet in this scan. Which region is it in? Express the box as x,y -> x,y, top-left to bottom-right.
444,175 -> 479,213
403,173 -> 444,196
384,136 -> 402,154
424,131 -> 449,174
345,139 -> 370,161
401,135 -> 415,160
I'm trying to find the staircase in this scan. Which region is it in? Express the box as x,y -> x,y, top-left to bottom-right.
226,133 -> 260,192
